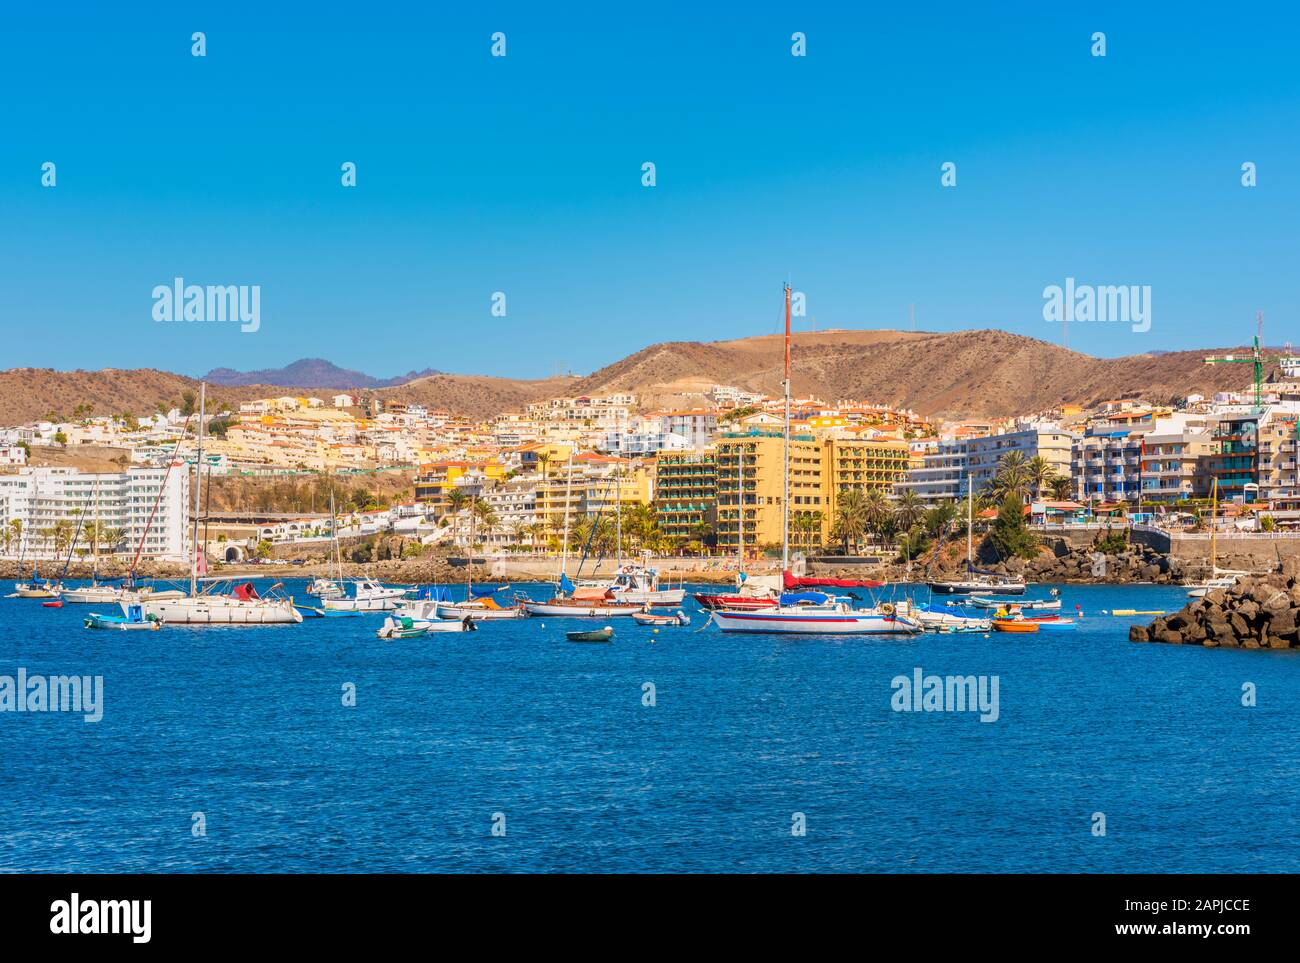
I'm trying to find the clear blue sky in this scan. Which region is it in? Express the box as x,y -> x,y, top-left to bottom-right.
1,1 -> 1296,380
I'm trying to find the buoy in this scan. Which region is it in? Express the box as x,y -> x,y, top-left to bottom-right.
653,628 -> 659,634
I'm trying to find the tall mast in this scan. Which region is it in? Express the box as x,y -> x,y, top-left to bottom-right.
966,471 -> 973,570
782,282 -> 792,573
560,449 -> 574,581
737,442 -> 744,572
615,468 -> 622,569
190,382 -> 205,597
1209,477 -> 1218,573
330,487 -> 342,582
467,491 -> 476,597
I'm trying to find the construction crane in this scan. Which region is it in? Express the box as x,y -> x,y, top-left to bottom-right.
1204,331 -> 1290,412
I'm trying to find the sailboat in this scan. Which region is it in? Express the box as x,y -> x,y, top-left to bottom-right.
522,452 -> 643,618
426,494 -> 525,619
133,384 -> 302,625
926,476 -> 1026,595
709,285 -> 921,635
1186,478 -> 1249,597
319,491 -> 411,612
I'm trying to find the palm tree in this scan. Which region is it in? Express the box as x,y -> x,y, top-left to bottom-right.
444,487 -> 468,517
832,488 -> 869,553
862,488 -> 891,543
1025,455 -> 1055,498
893,489 -> 925,533
1048,476 -> 1074,501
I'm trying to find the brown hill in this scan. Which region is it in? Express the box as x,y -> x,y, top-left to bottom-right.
570,329 -> 1272,418
0,330 -> 1278,424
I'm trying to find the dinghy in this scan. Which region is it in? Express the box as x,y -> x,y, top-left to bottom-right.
632,610 -> 690,627
567,626 -> 614,643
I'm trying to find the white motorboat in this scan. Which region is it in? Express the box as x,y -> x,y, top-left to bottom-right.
322,577 -> 410,612
907,602 -> 993,633
306,577 -> 345,599
965,596 -> 1060,611
377,613 -> 473,638
584,564 -> 686,606
12,580 -> 61,599
433,598 -> 525,620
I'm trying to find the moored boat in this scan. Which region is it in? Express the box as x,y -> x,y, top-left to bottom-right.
567,626 -> 613,643
85,604 -> 161,631
632,609 -> 690,626
992,618 -> 1039,633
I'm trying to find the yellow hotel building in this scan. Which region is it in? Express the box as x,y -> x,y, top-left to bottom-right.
715,430 -> 910,552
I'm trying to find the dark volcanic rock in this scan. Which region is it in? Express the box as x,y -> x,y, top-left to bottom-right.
1134,572 -> 1300,651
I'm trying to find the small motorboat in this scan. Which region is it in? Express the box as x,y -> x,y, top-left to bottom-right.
42,600 -> 64,608
567,626 -> 614,643
992,619 -> 1038,634
377,614 -> 474,638
85,604 -> 161,631
1028,616 -> 1077,630
965,596 -> 1061,611
632,610 -> 690,627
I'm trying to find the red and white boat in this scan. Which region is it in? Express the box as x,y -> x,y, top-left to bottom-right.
710,599 -> 921,635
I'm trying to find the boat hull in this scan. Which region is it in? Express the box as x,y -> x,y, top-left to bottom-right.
610,589 -> 686,605
992,620 -> 1038,633
523,600 -> 644,618
693,593 -> 777,610
433,602 -> 525,620
711,609 -> 922,634
928,581 -> 1027,596
133,597 -> 303,624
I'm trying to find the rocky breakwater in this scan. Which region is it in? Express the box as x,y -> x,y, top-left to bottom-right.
1130,568 -> 1300,650
992,545 -> 1184,585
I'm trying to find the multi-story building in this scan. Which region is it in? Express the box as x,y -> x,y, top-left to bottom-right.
654,450 -> 717,541
895,439 -> 970,501
966,427 -> 1076,496
824,437 -> 912,513
0,466 -> 189,561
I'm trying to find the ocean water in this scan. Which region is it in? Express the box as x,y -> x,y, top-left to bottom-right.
0,579 -> 1296,873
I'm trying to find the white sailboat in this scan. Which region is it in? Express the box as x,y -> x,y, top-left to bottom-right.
1186,478 -> 1249,597
429,493 -> 525,620
523,451 -> 643,618
133,383 -> 302,625
710,285 -> 921,636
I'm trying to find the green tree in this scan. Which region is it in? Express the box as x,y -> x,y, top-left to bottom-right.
989,494 -> 1037,559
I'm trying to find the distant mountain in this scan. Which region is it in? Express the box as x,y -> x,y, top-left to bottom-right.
202,358 -> 440,390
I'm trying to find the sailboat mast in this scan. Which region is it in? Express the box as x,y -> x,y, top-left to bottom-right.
966,472 -> 973,570
190,382 -> 205,598
615,469 -> 622,569
467,492 -> 476,597
560,449 -> 574,579
331,488 -> 342,582
737,442 -> 744,572
782,282 -> 792,574
1210,477 -> 1218,573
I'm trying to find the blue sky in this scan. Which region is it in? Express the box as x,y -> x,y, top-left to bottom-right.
1,2 -> 1296,380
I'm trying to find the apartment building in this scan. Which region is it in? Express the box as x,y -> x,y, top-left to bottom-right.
895,439 -> 970,501
824,437 -> 912,514
654,450 -> 717,540
0,466 -> 189,561
966,427 -> 1076,495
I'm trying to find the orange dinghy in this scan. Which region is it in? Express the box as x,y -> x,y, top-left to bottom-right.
993,619 -> 1039,633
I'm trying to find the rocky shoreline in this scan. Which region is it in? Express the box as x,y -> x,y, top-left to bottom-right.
1129,564 -> 1300,650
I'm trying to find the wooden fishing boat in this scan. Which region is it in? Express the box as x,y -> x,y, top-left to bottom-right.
567,626 -> 613,643
632,610 -> 690,627
992,619 -> 1038,633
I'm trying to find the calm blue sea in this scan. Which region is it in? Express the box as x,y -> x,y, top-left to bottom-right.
0,579 -> 1296,873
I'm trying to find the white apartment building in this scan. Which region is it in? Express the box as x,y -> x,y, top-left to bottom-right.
895,439 -> 970,501
0,466 -> 190,561
602,428 -> 693,456
966,427 -> 1076,496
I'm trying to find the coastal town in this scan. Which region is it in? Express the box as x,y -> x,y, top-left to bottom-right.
5,344 -> 1300,578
